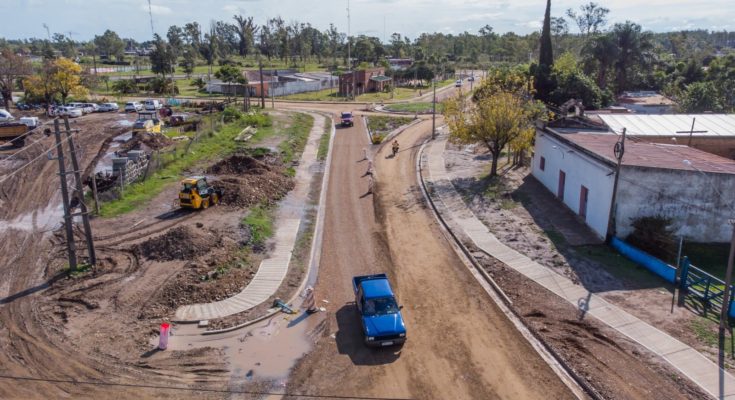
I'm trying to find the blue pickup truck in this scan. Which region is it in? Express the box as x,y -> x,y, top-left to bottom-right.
352,274 -> 407,347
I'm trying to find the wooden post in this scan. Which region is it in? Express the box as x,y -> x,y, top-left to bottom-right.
91,174 -> 100,215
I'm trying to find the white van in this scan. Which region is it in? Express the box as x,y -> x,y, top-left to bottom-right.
0,109 -> 14,122
143,99 -> 162,111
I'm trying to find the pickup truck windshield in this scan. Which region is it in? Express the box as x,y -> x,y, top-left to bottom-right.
341,113 -> 352,118
363,297 -> 398,316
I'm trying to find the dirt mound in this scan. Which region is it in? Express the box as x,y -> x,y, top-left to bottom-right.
135,225 -> 219,261
215,175 -> 294,207
122,132 -> 173,152
207,154 -> 276,175
207,154 -> 294,208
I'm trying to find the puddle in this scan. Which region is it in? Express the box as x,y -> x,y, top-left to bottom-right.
166,299 -> 324,381
94,131 -> 132,174
0,203 -> 65,233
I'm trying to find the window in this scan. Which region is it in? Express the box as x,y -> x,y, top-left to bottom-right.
579,186 -> 588,219
558,170 -> 566,200
539,156 -> 546,171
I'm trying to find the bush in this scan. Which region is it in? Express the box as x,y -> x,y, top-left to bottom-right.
626,216 -> 678,263
242,112 -> 272,127
222,106 -> 243,123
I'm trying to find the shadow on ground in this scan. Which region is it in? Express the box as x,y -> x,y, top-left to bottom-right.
334,304 -> 402,366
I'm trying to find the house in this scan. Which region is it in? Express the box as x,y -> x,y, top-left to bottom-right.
615,91 -> 676,114
206,69 -> 337,97
595,114 -> 735,159
533,126 -> 735,242
338,67 -> 391,96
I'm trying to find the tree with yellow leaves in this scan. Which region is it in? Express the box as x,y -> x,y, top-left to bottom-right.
24,57 -> 88,105
52,57 -> 88,105
444,92 -> 538,177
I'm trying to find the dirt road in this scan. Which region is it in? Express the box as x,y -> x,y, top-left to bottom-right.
286,112 -> 575,399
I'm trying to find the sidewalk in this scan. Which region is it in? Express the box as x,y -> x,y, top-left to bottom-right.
174,113 -> 326,322
422,134 -> 735,400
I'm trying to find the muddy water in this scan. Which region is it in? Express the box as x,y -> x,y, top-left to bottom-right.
94,131 -> 132,174
167,300 -> 325,381
0,202 -> 65,233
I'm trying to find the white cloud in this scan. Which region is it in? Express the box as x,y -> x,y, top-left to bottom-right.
141,3 -> 172,16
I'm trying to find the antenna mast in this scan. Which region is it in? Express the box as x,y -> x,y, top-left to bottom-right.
147,0 -> 155,38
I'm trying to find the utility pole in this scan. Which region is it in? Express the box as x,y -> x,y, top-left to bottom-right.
63,117 -> 96,266
347,0 -> 352,99
606,128 -> 626,242
432,79 -> 437,140
676,117 -> 707,147
259,61 -> 266,109
52,119 -> 78,271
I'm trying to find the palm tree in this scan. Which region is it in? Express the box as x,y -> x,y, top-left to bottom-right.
610,21 -> 652,93
582,34 -> 619,89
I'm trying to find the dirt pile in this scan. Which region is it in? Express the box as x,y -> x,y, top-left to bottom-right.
135,225 -> 219,261
208,154 -> 294,207
122,132 -> 174,152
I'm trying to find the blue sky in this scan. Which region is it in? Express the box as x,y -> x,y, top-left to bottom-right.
3,0 -> 734,42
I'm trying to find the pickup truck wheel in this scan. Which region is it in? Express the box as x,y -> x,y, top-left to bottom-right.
202,198 -> 209,209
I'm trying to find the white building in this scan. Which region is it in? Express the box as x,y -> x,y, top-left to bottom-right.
533,127 -> 735,242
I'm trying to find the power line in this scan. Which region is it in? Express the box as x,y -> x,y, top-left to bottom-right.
0,373 -> 415,400
0,127 -> 81,186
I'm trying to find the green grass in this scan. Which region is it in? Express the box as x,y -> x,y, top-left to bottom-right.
317,117 -> 332,161
278,113 -> 315,164
242,204 -> 275,246
577,244 -> 665,284
384,102 -> 444,113
366,115 -> 413,136
99,115 -> 257,217
690,318 -> 735,360
682,243 -> 730,280
281,88 -> 343,101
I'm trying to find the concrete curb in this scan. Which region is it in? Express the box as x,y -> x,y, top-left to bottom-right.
416,137 -> 594,400
201,112 -> 335,335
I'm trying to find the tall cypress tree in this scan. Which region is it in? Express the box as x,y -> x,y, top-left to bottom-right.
535,0 -> 555,102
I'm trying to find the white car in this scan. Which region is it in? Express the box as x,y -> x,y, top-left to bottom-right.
143,99 -> 162,111
82,103 -> 100,113
0,108 -> 14,122
58,106 -> 83,118
67,102 -> 93,114
125,102 -> 143,112
98,102 -> 120,112
455,79 -> 462,87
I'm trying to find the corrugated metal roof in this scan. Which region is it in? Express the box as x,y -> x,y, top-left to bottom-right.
556,132 -> 735,174
598,114 -> 735,137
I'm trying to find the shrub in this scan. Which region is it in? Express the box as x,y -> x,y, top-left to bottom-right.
242,112 -> 272,127
222,106 -> 243,123
626,216 -> 678,263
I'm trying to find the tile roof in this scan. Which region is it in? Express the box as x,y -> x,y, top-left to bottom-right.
552,131 -> 735,175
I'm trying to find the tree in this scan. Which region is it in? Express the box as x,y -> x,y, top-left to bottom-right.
233,15 -> 258,57
52,57 -> 87,104
0,51 -> 32,109
149,35 -> 176,78
581,34 -> 619,88
24,62 -> 58,104
93,30 -> 125,61
611,21 -> 653,93
111,79 -> 138,94
167,25 -> 185,59
566,2 -> 609,36
179,49 -> 196,78
680,81 -> 723,112
214,64 -> 246,100
535,0 -> 555,102
444,91 -> 539,177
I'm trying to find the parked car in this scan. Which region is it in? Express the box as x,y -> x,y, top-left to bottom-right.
353,273 -> 406,347
455,79 -> 462,87
0,109 -> 14,122
19,117 -> 40,128
125,102 -> 143,112
340,112 -> 354,127
67,102 -> 92,114
98,102 -> 120,112
143,99 -> 162,111
468,76 -> 475,82
58,106 -> 83,118
82,103 -> 100,113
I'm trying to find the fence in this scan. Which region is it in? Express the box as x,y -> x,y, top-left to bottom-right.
611,237 -> 735,321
